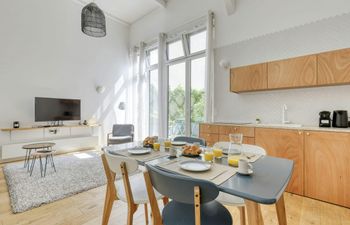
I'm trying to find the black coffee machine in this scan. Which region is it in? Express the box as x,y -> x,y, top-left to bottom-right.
319,111 -> 331,127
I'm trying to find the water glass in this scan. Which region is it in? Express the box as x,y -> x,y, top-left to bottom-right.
228,133 -> 243,155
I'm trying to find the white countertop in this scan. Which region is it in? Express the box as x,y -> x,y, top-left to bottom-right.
208,122 -> 350,133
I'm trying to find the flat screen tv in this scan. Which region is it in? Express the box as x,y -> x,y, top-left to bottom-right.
35,97 -> 81,122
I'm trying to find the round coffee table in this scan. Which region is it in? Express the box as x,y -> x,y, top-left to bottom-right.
22,142 -> 55,171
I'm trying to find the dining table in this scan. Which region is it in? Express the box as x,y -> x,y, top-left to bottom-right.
104,142 -> 294,225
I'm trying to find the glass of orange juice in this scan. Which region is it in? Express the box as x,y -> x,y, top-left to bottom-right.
153,142 -> 160,151
164,139 -> 172,149
213,148 -> 223,159
228,156 -> 240,167
204,150 -> 214,162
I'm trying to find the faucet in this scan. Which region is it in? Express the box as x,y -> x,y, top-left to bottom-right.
282,104 -> 290,124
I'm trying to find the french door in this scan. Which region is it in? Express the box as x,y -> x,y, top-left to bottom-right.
167,56 -> 206,138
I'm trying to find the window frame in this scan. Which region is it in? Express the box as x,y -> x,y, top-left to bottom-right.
165,29 -> 207,137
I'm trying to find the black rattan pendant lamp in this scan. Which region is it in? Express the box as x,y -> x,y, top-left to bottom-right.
81,2 -> 106,38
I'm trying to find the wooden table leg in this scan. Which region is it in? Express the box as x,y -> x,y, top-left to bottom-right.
244,200 -> 264,225
275,194 -> 287,225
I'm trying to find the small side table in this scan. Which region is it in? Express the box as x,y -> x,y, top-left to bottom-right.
30,150 -> 57,177
22,143 -> 55,171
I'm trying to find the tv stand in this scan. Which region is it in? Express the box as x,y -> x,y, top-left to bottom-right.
0,124 -> 101,162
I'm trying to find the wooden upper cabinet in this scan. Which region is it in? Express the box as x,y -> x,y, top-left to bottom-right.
230,63 -> 268,92
304,131 -> 350,207
268,55 -> 317,89
255,128 -> 304,195
318,48 -> 350,85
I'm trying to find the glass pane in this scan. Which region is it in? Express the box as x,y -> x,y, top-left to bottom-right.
149,48 -> 158,66
191,57 -> 206,137
149,69 -> 158,136
168,62 -> 186,138
190,31 -> 207,54
167,40 -> 185,60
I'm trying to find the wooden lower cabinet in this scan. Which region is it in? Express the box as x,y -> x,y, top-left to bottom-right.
255,128 -> 304,195
218,134 -> 255,144
304,131 -> 350,207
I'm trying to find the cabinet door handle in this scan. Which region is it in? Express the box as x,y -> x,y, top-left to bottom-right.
298,131 -> 302,135
306,132 -> 310,136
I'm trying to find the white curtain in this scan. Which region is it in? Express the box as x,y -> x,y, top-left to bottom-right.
158,33 -> 168,138
129,42 -> 148,141
205,11 -> 215,123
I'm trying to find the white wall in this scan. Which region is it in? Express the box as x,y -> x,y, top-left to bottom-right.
130,0 -> 350,127
130,0 -> 350,48
214,13 -> 350,126
0,0 -> 130,143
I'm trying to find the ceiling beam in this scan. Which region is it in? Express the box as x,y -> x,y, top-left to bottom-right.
224,0 -> 236,15
154,0 -> 167,8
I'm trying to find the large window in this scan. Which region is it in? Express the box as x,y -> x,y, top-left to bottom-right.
146,29 -> 207,138
167,30 -> 207,138
168,62 -> 186,137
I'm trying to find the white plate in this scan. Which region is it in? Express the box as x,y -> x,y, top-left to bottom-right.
180,161 -> 212,172
128,149 -> 151,155
222,148 -> 241,155
171,141 -> 187,146
238,169 -> 253,176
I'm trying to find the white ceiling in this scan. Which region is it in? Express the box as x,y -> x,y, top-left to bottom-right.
76,0 -> 164,25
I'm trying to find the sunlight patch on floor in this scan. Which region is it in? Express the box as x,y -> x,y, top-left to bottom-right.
73,153 -> 94,159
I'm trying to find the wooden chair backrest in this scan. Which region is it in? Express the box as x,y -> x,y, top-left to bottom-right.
101,152 -> 138,205
104,151 -> 139,176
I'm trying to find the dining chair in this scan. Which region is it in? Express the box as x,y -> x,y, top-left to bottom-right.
213,142 -> 267,225
107,124 -> 134,146
173,136 -> 206,146
101,151 -> 168,225
143,164 -> 233,225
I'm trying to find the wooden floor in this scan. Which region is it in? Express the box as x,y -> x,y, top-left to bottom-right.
1,158 -> 350,225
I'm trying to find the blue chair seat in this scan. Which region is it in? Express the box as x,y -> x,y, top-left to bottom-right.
162,200 -> 233,225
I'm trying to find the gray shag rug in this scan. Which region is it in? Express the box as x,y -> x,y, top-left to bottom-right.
3,152 -> 106,213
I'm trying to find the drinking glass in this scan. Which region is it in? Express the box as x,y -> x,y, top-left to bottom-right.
213,148 -> 223,159
228,133 -> 243,155
153,143 -> 160,151
204,148 -> 214,162
164,139 -> 172,149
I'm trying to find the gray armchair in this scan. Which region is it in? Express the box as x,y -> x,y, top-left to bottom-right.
107,124 -> 134,146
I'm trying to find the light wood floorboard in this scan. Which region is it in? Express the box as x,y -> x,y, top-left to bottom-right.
1,158 -> 350,225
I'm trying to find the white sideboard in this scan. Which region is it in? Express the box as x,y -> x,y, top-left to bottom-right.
0,125 -> 101,162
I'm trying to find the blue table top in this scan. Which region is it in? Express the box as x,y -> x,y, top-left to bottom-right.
219,156 -> 293,204
104,143 -> 294,205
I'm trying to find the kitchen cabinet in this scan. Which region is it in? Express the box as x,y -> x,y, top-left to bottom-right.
268,55 -> 317,89
200,124 -> 255,146
318,48 -> 350,86
218,125 -> 255,144
218,134 -> 255,144
218,125 -> 255,137
230,63 -> 268,92
255,128 -> 304,195
304,131 -> 350,207
199,124 -> 219,147
229,47 -> 350,93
